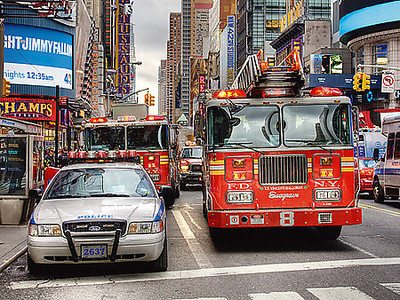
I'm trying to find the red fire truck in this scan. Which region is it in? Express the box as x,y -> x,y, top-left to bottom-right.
195,50 -> 362,240
75,114 -> 180,207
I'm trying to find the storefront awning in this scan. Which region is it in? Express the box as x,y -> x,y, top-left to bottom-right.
0,117 -> 42,134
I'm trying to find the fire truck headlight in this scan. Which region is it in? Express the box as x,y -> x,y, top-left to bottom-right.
150,173 -> 160,182
181,165 -> 189,172
314,189 -> 341,201
227,191 -> 253,204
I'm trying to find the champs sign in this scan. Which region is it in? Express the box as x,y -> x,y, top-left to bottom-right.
0,98 -> 56,121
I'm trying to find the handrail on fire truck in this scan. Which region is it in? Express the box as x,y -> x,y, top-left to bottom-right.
231,48 -> 305,95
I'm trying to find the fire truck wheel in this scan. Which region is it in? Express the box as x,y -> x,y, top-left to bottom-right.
209,227 -> 224,240
372,179 -> 385,203
180,182 -> 186,191
175,184 -> 180,198
149,236 -> 168,272
316,226 -> 342,240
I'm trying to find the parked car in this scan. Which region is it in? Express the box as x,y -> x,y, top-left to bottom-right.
27,163 -> 171,273
179,146 -> 203,190
359,157 -> 377,197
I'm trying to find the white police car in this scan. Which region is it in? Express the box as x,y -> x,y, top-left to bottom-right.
28,163 -> 171,273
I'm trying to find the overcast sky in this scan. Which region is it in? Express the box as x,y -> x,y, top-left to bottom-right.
134,0 -> 181,113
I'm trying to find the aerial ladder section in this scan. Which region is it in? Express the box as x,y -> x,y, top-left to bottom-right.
231,48 -> 305,96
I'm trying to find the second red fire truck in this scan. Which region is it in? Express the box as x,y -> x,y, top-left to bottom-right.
75,112 -> 180,207
195,49 -> 362,240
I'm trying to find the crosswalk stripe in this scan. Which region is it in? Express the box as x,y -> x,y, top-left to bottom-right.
249,292 -> 304,299
381,283 -> 400,294
308,287 -> 374,300
9,258 -> 400,290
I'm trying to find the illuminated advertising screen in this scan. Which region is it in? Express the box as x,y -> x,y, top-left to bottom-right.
4,24 -> 73,90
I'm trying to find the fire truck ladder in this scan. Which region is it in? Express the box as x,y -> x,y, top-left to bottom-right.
231,48 -> 305,96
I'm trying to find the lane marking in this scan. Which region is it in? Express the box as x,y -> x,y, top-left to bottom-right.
9,257 -> 400,290
172,210 -> 212,269
308,287 -> 374,300
338,238 -> 379,258
381,283 -> 400,294
250,292 -> 304,299
360,204 -> 400,217
184,210 -> 202,230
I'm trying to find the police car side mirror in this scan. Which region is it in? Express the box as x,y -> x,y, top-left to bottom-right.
29,189 -> 42,203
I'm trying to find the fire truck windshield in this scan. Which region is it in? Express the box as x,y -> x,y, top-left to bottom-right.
208,103 -> 352,148
208,106 -> 280,147
283,104 -> 352,147
87,126 -> 125,151
127,125 -> 168,149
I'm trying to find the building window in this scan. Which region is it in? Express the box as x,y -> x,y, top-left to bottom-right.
373,43 -> 388,74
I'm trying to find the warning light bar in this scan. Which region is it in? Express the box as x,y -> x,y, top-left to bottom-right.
145,115 -> 166,121
262,88 -> 294,98
67,150 -> 140,164
117,116 -> 136,122
89,117 -> 108,123
310,87 -> 343,97
213,89 -> 247,99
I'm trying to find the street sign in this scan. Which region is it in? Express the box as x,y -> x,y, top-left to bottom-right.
381,71 -> 395,93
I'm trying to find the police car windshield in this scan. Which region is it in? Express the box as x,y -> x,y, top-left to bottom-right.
127,125 -> 168,149
44,168 -> 155,199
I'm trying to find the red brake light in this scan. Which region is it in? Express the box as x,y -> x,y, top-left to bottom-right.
213,89 -> 247,99
145,115 -> 166,121
262,88 -> 294,98
310,87 -> 343,96
89,117 -> 108,123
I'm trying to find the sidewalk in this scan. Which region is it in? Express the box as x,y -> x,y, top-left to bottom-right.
0,224 -> 28,273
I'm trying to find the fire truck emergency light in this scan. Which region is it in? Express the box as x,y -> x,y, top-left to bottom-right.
213,89 -> 247,99
145,115 -> 166,121
89,117 -> 108,123
262,88 -> 294,98
117,116 -> 136,122
310,87 -> 343,97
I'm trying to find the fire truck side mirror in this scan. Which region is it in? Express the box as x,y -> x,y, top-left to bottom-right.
29,189 -> 42,203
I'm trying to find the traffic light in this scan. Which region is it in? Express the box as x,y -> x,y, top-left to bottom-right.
149,95 -> 155,106
144,93 -> 149,105
353,72 -> 363,92
2,79 -> 10,97
362,73 -> 371,90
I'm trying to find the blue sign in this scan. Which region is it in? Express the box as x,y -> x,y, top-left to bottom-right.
367,91 -> 374,102
308,74 -> 381,89
4,24 -> 73,89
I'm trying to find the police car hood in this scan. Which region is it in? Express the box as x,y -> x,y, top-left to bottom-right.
33,197 -> 159,224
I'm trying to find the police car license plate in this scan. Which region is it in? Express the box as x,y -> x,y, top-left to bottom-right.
81,245 -> 107,259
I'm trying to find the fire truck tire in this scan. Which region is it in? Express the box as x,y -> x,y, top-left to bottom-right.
27,254 -> 44,274
316,226 -> 342,240
180,182 -> 186,190
372,179 -> 385,203
149,236 -> 168,272
175,184 -> 180,198
209,227 -> 224,240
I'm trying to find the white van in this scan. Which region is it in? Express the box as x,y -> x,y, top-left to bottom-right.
372,114 -> 400,203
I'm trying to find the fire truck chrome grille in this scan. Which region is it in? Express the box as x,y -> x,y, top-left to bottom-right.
259,155 -> 307,185
63,221 -> 127,234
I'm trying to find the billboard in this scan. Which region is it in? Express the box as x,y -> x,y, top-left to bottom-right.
0,98 -> 56,121
227,15 -> 235,87
116,0 -> 131,95
4,24 -> 73,90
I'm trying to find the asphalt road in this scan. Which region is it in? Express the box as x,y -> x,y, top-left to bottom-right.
1,186 -> 399,300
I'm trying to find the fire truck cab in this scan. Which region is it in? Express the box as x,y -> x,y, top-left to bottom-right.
80,115 -> 180,207
195,50 -> 361,240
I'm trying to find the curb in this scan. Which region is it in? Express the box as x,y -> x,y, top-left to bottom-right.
0,241 -> 27,273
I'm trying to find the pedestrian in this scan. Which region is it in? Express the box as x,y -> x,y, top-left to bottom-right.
58,147 -> 69,168
44,148 -> 55,169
